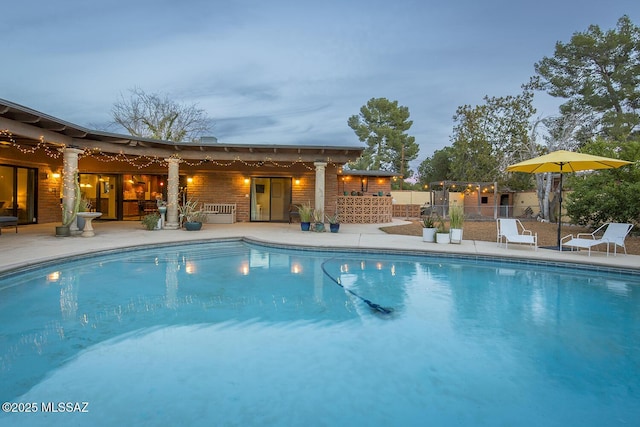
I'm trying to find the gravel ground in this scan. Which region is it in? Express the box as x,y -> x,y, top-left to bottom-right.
380,220 -> 640,255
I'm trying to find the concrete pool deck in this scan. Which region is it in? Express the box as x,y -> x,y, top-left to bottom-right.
0,220 -> 638,274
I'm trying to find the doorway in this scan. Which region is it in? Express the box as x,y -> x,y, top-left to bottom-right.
79,174 -> 119,220
122,174 -> 169,220
499,194 -> 510,217
250,177 -> 292,222
0,165 -> 36,224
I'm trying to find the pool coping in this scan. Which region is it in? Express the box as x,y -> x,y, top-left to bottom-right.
1,229 -> 638,282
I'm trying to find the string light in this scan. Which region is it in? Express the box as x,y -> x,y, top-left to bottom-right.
0,131 -> 63,159
1,129 -> 341,171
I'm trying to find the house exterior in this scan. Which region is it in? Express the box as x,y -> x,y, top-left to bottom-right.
0,98 -> 364,226
336,169 -> 398,223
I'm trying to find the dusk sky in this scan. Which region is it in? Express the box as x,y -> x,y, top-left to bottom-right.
3,0 -> 638,169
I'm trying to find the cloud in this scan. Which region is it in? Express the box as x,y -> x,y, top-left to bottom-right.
2,0 -> 638,172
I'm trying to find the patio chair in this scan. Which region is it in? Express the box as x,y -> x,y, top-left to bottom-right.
561,223 -> 633,256
497,218 -> 537,250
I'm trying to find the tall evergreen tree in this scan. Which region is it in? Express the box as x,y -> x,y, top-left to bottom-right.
534,15 -> 640,226
534,15 -> 640,141
347,98 -> 419,178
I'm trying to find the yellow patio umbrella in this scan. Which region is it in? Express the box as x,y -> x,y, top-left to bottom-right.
506,150 -> 633,250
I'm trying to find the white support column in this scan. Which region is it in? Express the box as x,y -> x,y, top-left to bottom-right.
314,161 -> 327,215
164,157 -> 180,229
62,147 -> 83,232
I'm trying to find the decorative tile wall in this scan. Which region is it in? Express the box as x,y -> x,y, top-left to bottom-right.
336,196 -> 393,223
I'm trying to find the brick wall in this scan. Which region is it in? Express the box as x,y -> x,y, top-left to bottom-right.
185,172 -> 251,221
39,173 -> 63,223
292,172 -> 315,210
339,176 -> 392,196
324,165 -> 339,216
185,167 -> 339,222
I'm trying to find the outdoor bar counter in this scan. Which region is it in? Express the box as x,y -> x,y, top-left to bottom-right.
336,195 -> 393,223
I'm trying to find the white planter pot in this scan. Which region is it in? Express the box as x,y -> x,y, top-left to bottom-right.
436,232 -> 450,244
450,228 -> 463,244
422,228 -> 436,242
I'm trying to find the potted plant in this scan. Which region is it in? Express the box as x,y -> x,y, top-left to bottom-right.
178,198 -> 206,231
313,209 -> 325,232
142,212 -> 161,230
449,205 -> 465,244
326,212 -> 340,233
421,215 -> 437,242
298,203 -> 313,231
436,217 -> 450,244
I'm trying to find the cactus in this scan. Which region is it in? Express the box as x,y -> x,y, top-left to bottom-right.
62,172 -> 81,227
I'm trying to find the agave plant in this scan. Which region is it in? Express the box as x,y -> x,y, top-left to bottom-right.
325,212 -> 339,224
422,215 -> 436,228
312,209 -> 324,224
178,198 -> 206,223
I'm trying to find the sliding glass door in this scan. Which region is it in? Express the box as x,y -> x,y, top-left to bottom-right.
79,174 -> 119,220
250,177 -> 292,222
0,165 -> 36,224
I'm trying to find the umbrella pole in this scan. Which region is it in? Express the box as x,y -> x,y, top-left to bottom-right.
556,167 -> 563,250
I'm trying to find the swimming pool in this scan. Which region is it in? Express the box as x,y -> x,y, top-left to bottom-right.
0,240 -> 638,426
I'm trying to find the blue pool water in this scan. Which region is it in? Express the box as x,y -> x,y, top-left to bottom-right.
0,241 -> 639,426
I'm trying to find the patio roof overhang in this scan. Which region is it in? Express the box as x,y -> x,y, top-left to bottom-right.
338,169 -> 402,177
0,98 -> 364,164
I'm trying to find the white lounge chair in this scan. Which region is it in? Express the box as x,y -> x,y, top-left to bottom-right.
497,219 -> 537,250
561,223 -> 633,256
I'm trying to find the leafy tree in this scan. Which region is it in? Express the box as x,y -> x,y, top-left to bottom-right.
112,87 -> 212,142
565,139 -> 640,226
450,103 -> 496,181
534,15 -> 640,141
450,89 -> 536,183
347,98 -> 419,178
417,146 -> 454,186
524,112 -> 584,221
403,181 -> 427,191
